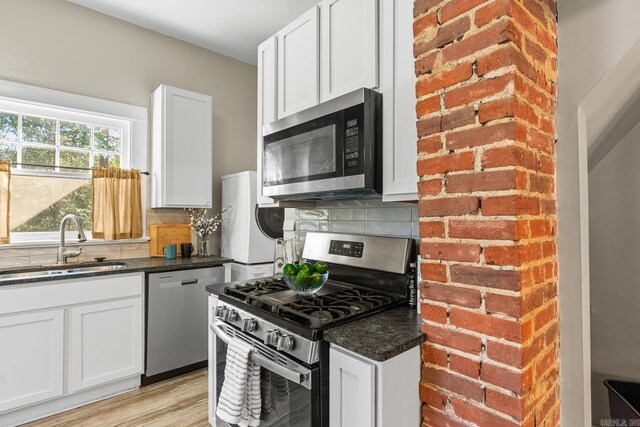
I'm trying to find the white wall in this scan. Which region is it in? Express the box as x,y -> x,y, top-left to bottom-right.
589,121 -> 640,423
0,0 -> 258,253
557,0 -> 640,424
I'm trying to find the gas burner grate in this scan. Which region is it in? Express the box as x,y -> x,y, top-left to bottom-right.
223,279 -> 290,312
277,287 -> 401,328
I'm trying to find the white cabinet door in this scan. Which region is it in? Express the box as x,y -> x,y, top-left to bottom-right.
257,36 -> 277,205
321,0 -> 378,102
329,347 -> 375,427
277,6 -> 320,119
69,298 -> 143,392
152,84 -> 213,208
381,0 -> 419,202
0,310 -> 64,413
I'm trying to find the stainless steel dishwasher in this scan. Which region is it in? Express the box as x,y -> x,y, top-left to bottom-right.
144,266 -> 225,384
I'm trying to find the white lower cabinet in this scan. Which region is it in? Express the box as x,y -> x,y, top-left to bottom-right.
0,273 -> 144,424
0,310 -> 64,413
329,344 -> 421,427
69,298 -> 143,392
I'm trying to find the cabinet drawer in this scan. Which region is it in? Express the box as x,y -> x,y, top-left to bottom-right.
0,273 -> 144,316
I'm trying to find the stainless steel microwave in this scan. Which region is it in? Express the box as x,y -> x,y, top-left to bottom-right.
262,88 -> 382,200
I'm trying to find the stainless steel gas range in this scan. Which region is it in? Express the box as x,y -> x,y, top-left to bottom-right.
207,232 -> 416,427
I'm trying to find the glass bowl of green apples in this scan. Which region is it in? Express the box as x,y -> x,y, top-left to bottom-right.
282,261 -> 329,294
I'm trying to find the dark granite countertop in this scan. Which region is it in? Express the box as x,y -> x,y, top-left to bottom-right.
205,280 -> 242,296
0,255 -> 231,286
323,306 -> 425,362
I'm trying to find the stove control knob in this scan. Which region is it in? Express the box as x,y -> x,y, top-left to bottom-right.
276,334 -> 295,352
241,318 -> 258,333
264,329 -> 280,346
215,306 -> 227,319
224,309 -> 238,322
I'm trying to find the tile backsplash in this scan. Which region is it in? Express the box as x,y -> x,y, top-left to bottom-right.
285,198 -> 419,260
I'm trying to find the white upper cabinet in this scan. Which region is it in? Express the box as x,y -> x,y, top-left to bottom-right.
257,37 -> 277,205
321,0 -> 379,102
152,84 -> 213,208
381,0 -> 418,201
277,6 -> 320,119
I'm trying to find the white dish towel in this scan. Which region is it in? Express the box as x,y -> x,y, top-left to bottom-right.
216,337 -> 262,427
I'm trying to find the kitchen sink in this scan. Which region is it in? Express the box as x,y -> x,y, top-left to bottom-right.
0,262 -> 128,283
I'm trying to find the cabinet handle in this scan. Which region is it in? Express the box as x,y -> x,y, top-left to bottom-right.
181,279 -> 199,286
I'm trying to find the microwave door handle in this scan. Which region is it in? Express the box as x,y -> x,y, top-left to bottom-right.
209,321 -> 311,390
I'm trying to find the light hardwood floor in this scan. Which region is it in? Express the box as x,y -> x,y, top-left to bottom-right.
24,370 -> 209,427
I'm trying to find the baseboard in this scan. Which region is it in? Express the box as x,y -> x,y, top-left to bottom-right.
0,376 -> 140,426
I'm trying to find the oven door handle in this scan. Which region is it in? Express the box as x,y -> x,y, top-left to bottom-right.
210,321 -> 312,390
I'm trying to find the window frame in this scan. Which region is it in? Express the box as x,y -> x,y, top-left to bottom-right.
0,79 -> 147,245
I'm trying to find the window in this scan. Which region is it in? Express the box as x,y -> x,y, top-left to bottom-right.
0,97 -> 132,242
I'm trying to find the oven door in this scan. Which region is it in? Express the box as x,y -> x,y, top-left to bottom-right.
210,321 -> 323,427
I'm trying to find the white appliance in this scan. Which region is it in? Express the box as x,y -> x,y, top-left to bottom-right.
221,171 -> 279,281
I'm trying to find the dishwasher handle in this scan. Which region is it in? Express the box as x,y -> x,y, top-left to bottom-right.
181,279 -> 199,286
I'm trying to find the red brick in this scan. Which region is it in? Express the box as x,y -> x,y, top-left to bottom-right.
421,342 -> 449,366
451,396 -> 519,427
522,286 -> 545,315
528,128 -> 555,154
474,0 -> 510,28
421,303 -> 448,324
535,347 -> 557,379
422,262 -> 447,282
539,154 -> 554,174
442,20 -> 519,64
450,265 -> 520,291
522,334 -> 545,366
515,99 -> 540,126
422,323 -> 482,354
414,16 -> 471,57
416,62 -> 473,96
445,73 -> 514,108
422,406 -> 467,427
485,243 -> 543,267
416,95 -> 440,118
481,362 -> 523,392
419,178 -> 443,195
486,339 -> 523,368
539,115 -> 555,136
420,383 -> 447,409
537,24 -> 557,53
420,220 -> 446,238
534,303 -> 555,330
415,51 -> 439,75
441,105 -> 476,131
417,116 -> 442,137
446,121 -> 516,150
450,308 -> 523,342
522,79 -> 553,111
414,0 -> 441,17
448,219 -> 517,240
545,320 -> 558,346
446,170 -> 520,193
418,197 -> 480,217
486,293 -> 521,317
486,388 -> 525,420
481,145 -> 538,171
417,151 -> 475,175
541,199 -> 557,215
440,0 -> 487,23
422,242 -> 481,262
450,353 -> 480,378
481,195 -> 541,216
424,282 -> 482,308
479,97 -> 515,123
522,0 -> 547,25
414,11 -> 438,37
422,366 -> 484,402
418,135 -> 442,154
535,388 -> 558,426
477,43 -> 537,82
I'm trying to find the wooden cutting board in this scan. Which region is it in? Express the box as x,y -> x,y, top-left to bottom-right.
149,224 -> 192,257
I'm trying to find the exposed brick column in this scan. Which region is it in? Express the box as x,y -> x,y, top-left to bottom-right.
413,0 -> 559,426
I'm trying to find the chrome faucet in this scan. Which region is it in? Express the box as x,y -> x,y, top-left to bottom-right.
57,214 -> 87,264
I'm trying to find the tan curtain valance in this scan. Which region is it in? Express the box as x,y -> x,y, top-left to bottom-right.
0,160 -> 10,244
92,167 -> 142,240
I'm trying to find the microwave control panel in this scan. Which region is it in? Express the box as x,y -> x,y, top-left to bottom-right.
343,107 -> 364,172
